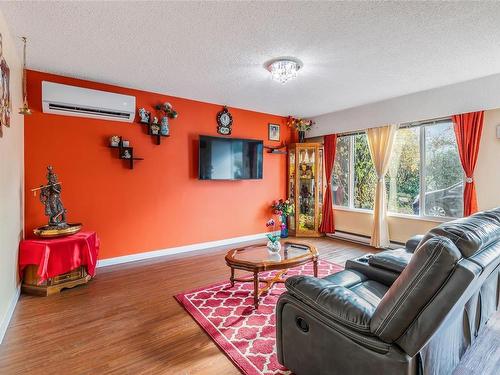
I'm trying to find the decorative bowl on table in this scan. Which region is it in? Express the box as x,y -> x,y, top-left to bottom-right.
33,223 -> 82,238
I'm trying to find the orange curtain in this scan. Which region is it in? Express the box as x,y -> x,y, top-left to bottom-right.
319,134 -> 337,233
452,111 -> 484,216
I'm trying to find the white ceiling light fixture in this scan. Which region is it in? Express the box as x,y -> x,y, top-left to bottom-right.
266,57 -> 303,84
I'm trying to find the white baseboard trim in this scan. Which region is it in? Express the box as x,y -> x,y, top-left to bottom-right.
328,231 -> 372,246
97,231 -> 278,268
328,232 -> 399,249
0,285 -> 21,345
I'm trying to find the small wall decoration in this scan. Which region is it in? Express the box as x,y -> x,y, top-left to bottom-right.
268,123 -> 280,141
0,33 -> 11,137
136,102 -> 178,145
138,108 -> 150,124
18,36 -> 32,116
217,106 -> 233,135
109,136 -> 143,169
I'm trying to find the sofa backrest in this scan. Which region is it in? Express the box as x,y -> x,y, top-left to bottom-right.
370,236 -> 462,343
420,208 -> 500,258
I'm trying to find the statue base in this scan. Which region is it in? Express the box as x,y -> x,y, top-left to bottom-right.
33,223 -> 82,238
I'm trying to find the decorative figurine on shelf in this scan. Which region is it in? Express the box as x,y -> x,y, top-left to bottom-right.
300,184 -> 312,214
31,166 -> 81,237
299,163 -> 314,179
110,135 -> 120,147
121,149 -> 131,159
138,108 -> 150,124
150,117 -> 160,135
160,116 -> 169,136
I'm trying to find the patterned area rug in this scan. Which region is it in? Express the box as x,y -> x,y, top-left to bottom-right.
175,260 -> 343,375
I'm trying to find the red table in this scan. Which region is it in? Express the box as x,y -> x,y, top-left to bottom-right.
19,231 -> 99,285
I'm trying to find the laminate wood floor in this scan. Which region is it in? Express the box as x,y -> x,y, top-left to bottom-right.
0,237 -> 498,374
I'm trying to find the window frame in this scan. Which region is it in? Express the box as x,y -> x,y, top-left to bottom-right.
332,118 -> 464,222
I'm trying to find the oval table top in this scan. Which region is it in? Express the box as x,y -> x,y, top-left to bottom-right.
225,240 -> 318,272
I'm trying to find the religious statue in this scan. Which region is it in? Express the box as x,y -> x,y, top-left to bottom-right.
39,166 -> 67,228
32,166 -> 81,237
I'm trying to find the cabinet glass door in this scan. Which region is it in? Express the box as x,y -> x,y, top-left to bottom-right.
297,147 -> 316,234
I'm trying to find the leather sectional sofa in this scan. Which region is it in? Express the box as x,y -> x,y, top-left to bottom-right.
276,208 -> 500,375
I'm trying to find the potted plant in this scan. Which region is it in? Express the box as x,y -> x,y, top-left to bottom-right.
265,219 -> 281,253
272,199 -> 294,238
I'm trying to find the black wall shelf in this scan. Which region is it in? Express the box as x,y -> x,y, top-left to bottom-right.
109,137 -> 143,169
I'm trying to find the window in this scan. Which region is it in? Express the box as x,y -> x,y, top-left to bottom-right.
386,127 -> 420,215
354,134 -> 376,210
332,136 -> 349,206
331,119 -> 464,219
423,122 -> 464,218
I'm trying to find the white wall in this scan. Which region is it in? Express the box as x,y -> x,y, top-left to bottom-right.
310,73 -> 500,137
476,108 -> 500,211
0,10 -> 24,343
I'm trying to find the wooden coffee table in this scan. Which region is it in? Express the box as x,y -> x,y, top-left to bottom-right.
225,240 -> 318,308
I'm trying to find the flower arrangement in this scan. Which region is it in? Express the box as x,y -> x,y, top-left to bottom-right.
266,218 -> 282,243
272,199 -> 294,217
287,116 -> 314,132
155,102 -> 178,119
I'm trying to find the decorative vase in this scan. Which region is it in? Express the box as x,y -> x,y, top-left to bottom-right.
160,116 -> 169,136
298,130 -> 305,143
266,240 -> 281,253
280,215 -> 289,238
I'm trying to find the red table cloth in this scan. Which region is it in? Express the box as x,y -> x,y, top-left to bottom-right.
19,231 -> 99,284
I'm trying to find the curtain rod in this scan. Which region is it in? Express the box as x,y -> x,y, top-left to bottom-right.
336,115 -> 452,136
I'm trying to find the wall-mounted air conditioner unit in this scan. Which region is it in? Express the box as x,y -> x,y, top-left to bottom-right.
42,81 -> 136,122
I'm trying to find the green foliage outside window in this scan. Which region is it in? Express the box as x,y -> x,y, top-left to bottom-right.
354,134 -> 376,210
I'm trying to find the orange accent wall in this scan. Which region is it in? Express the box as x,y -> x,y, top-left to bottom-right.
25,70 -> 291,259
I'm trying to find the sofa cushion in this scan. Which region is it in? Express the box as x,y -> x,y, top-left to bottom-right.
286,274 -> 379,333
421,208 -> 500,258
350,280 -> 388,308
371,236 -> 462,343
322,269 -> 367,287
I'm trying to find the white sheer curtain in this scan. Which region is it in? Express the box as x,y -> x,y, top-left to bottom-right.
366,124 -> 397,248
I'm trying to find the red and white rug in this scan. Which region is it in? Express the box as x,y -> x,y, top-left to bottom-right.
175,260 -> 343,375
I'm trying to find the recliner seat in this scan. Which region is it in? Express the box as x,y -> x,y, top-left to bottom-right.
276,208 -> 500,375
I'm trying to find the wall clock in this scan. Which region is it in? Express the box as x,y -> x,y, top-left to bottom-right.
217,106 -> 233,135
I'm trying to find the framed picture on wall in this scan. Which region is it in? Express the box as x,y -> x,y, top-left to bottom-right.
268,123 -> 280,141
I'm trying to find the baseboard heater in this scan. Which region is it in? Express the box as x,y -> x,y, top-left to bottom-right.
328,230 -> 403,249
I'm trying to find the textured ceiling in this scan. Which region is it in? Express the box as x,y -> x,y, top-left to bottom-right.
2,1 -> 500,117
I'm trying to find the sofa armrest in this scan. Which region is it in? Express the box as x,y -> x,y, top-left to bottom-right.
285,276 -> 375,333
405,234 -> 424,253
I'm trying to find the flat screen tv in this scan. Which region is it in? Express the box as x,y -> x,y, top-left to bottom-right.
198,135 -> 263,180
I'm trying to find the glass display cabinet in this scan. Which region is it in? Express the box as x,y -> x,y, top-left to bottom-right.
287,143 -> 324,237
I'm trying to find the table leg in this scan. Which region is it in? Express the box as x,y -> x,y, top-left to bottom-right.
253,271 -> 259,308
313,258 -> 318,277
230,267 -> 235,287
